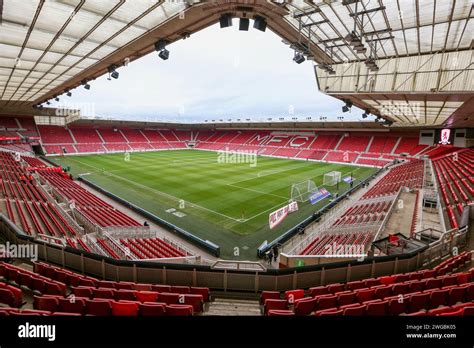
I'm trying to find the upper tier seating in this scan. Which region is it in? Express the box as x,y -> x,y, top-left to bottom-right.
394,137 -> 428,155
432,149 -> 474,229
0,117 -> 19,129
37,125 -> 74,144
367,136 -> 399,154
98,128 -> 127,143
69,128 -> 103,143
337,135 -> 370,152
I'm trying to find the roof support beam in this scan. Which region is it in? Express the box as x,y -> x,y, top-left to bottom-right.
349,6 -> 386,17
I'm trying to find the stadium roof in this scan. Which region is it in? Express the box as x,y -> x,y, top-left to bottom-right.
0,0 -> 472,127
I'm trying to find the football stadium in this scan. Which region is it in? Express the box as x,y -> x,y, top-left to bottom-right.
0,0 -> 473,345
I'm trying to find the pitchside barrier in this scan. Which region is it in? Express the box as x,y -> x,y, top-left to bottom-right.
0,212 -> 470,292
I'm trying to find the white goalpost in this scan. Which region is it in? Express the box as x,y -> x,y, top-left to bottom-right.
323,171 -> 342,186
290,179 -> 318,202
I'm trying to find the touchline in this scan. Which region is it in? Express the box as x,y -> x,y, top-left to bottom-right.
18,323 -> 56,342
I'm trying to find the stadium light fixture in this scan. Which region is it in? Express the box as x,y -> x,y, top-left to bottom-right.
342,100 -> 352,113
55,96 -> 59,102
362,110 -> 370,118
108,65 -> 119,80
158,49 -> 170,60
239,18 -> 250,31
155,40 -> 170,60
253,16 -> 267,32
46,101 -> 51,105
219,14 -> 233,28
293,52 -> 305,64
82,80 -> 91,90
66,90 -> 72,97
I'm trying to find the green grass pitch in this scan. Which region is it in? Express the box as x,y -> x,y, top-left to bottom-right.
52,150 -> 377,260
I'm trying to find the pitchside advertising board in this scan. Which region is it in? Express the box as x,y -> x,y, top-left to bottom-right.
269,201 -> 298,229
308,188 -> 332,205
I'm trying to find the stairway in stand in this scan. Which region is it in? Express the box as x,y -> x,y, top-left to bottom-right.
204,297 -> 262,316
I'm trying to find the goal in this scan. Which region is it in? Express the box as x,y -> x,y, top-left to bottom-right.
323,171 -> 342,186
290,180 -> 318,202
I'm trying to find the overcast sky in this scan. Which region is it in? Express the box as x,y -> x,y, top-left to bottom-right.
49,21 -> 369,123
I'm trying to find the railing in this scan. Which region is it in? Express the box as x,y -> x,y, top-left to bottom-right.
83,233 -> 107,257
103,226 -> 151,238
211,260 -> 267,272
372,187 -> 403,242
36,234 -> 66,247
163,237 -> 195,257
32,174 -> 85,236
72,209 -> 102,234
102,231 -> 132,260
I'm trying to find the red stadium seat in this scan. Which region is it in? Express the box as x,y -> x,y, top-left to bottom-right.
93,288 -> 115,299
115,290 -> 136,301
284,289 -> 305,303
72,286 -> 93,298
134,291 -> 159,303
85,299 -> 112,316
316,295 -> 337,311
268,310 -> 295,316
111,301 -> 139,316
366,300 -> 388,316
327,284 -> 344,294
447,287 -> 465,305
133,284 -> 152,291
183,294 -> 204,313
166,304 -> 193,316
58,297 -> 87,315
309,286 -> 328,297
0,288 -> 16,307
409,293 -> 429,313
294,297 -> 317,316
96,280 -> 116,289
388,298 -> 407,316
337,292 -> 356,307
139,302 -> 167,316
356,288 -> 375,303
190,287 -> 210,302
260,291 -> 280,304
429,289 -> 449,309
169,286 -> 190,294
343,304 -> 366,316
33,296 -> 59,312
264,299 -> 288,315
159,292 -> 180,305
314,308 -> 343,316
151,285 -> 171,293
115,282 -> 135,290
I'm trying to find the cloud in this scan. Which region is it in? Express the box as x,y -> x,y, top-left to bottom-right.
51,22 -> 369,122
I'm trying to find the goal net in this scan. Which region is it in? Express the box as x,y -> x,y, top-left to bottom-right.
323,171 -> 342,186
290,180 -> 318,202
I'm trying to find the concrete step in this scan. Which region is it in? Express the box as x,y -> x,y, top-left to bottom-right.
205,297 -> 262,316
